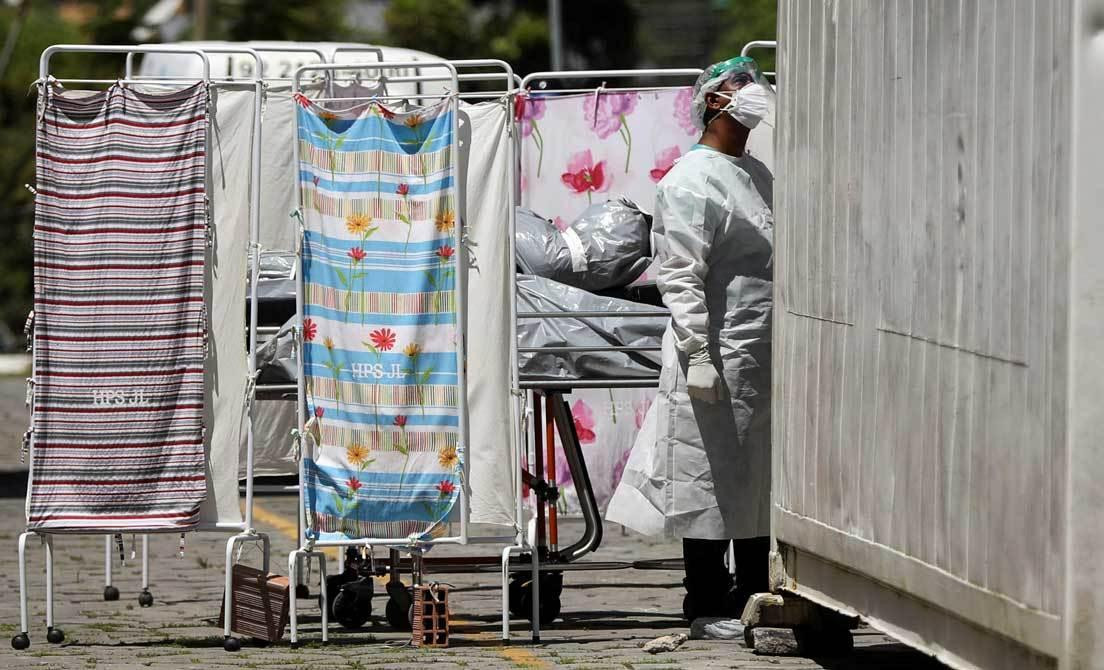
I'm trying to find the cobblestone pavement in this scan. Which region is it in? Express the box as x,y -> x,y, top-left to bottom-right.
0,494 -> 948,670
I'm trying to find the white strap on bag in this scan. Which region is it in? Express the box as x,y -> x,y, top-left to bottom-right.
560,227 -> 588,272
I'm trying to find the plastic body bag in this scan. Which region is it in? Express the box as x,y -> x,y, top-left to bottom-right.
516,275 -> 667,380
515,197 -> 653,292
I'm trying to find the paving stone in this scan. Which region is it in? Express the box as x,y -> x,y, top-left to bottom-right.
0,489 -> 945,669
751,627 -> 801,656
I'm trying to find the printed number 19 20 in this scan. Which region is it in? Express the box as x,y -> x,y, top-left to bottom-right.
91,389 -> 148,406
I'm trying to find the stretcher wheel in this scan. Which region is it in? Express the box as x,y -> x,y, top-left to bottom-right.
138,589 -> 153,607
384,581 -> 413,631
11,633 -> 29,650
325,569 -> 356,619
332,578 -> 374,629
511,572 -> 563,624
103,585 -> 120,601
223,636 -> 241,652
46,627 -> 64,644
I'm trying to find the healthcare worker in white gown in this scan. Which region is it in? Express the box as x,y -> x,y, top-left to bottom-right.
606,57 -> 775,632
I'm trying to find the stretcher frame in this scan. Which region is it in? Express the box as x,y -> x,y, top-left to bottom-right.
500,67 -> 703,637
284,58 -> 534,645
13,44 -> 271,653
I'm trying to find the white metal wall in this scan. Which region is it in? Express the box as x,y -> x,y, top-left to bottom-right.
773,1 -> 1081,668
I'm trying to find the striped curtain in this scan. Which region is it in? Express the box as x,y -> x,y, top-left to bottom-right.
29,84 -> 210,531
296,95 -> 462,542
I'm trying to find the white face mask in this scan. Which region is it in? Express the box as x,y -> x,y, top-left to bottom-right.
711,83 -> 772,130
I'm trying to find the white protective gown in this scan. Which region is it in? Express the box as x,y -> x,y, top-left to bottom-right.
606,146 -> 773,540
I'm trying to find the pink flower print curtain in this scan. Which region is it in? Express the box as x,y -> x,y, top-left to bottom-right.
548,390 -> 656,515
519,87 -> 697,231
518,88 -> 695,516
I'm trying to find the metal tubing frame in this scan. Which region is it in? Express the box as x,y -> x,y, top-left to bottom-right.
103,535 -> 112,591
19,45 -> 271,650
39,44 -> 211,83
520,68 -> 702,94
287,548 -> 327,644
740,39 -> 778,57
740,39 -> 777,79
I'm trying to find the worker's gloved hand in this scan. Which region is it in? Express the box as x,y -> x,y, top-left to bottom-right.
686,348 -> 722,403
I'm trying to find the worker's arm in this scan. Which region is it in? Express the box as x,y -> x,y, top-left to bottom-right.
654,183 -> 714,357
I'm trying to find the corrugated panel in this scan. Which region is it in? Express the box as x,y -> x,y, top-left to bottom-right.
774,0 -> 1070,642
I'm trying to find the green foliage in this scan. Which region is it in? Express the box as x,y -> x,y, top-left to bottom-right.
712,0 -> 777,72
382,0 -> 478,57
1,5 -> 85,345
371,0 -> 638,76
207,0 -> 353,42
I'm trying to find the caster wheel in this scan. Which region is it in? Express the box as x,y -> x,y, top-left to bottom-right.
514,572 -> 563,625
223,636 -> 241,652
103,585 -> 120,601
46,628 -> 64,644
384,582 -> 413,631
295,584 -> 310,599
333,578 -> 373,629
138,590 -> 154,607
325,571 -> 354,619
11,633 -> 29,650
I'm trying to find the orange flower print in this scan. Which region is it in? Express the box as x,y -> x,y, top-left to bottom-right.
404,114 -> 424,129
437,445 -> 459,469
404,342 -> 422,358
323,336 -> 335,351
346,443 -> 371,468
434,209 -> 455,234
346,213 -> 372,236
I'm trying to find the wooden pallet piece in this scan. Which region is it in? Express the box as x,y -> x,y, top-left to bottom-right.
218,564 -> 290,642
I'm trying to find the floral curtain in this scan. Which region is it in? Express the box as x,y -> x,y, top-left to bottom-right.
296,95 -> 462,542
518,87 -> 697,237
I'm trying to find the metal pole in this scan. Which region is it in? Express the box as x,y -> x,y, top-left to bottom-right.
549,0 -> 564,71
104,535 -> 112,590
44,535 -> 54,631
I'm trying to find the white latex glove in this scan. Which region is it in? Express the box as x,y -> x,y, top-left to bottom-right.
686,348 -> 722,403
